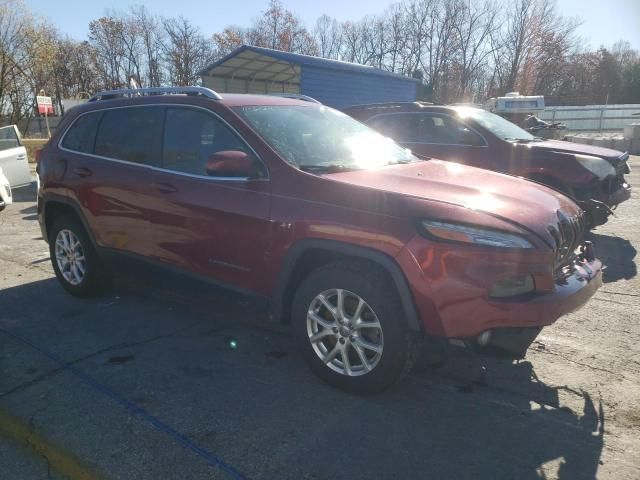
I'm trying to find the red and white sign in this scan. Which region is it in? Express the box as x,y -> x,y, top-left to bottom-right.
36,95 -> 54,115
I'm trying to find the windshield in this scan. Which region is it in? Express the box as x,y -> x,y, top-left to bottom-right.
237,105 -> 418,170
454,107 -> 536,142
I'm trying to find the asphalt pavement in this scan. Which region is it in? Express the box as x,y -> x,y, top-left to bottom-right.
1,159 -> 639,480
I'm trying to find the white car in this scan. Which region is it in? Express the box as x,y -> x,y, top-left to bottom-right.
0,166 -> 12,212
0,125 -> 31,188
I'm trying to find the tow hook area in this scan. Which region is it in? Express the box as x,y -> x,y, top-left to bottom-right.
447,327 -> 543,358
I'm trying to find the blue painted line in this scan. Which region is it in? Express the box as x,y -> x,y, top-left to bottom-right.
0,327 -> 248,480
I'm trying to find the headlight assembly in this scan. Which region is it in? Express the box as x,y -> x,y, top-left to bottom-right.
575,154 -> 615,180
421,220 -> 533,248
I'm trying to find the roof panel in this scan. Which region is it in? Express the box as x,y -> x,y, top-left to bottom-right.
200,45 -> 419,83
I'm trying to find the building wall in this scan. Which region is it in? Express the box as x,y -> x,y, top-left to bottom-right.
202,75 -> 300,95
300,66 -> 417,109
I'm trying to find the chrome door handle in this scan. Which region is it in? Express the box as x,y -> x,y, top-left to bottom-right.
73,167 -> 92,178
154,182 -> 178,193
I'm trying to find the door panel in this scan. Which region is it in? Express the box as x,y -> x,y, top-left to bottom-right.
59,107 -> 164,256
0,125 -> 31,186
149,106 -> 272,291
149,170 -> 271,290
61,150 -> 161,255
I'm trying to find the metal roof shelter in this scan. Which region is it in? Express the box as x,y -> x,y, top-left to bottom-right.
199,45 -> 419,109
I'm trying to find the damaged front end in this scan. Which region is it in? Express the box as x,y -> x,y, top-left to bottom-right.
461,224 -> 600,359
577,153 -> 632,228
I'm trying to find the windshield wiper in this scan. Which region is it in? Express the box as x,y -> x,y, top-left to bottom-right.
504,137 -> 536,143
299,164 -> 360,173
504,136 -> 546,143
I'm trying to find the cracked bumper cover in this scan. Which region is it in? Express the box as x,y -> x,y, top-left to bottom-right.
398,237 -> 603,341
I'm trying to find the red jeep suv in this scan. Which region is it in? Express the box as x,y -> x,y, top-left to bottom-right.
345,103 -> 631,228
37,87 -> 602,394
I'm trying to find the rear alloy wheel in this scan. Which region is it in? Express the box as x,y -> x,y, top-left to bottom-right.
293,262 -> 420,394
54,229 -> 87,286
49,215 -> 110,296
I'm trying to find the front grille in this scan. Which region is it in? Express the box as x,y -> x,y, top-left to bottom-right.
549,209 -> 586,275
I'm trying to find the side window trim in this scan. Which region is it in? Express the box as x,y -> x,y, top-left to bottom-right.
366,112 -> 488,147
158,105 -> 269,182
59,110 -> 103,154
88,111 -> 104,155
59,104 -> 267,180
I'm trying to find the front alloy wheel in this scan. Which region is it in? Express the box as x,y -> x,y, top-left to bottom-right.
307,289 -> 384,376
292,262 -> 420,394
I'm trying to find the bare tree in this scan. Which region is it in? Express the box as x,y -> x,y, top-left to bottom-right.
248,0 -> 317,54
452,0 -> 499,100
89,16 -> 127,89
0,0 -> 38,121
162,17 -> 214,86
212,26 -> 247,58
130,6 -> 165,87
384,3 -> 410,74
313,14 -> 342,59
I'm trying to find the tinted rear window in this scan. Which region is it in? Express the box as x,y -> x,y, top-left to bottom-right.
61,112 -> 101,153
94,107 -> 164,165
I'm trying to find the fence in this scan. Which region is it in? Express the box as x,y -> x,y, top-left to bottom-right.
0,117 -> 62,138
538,104 -> 640,132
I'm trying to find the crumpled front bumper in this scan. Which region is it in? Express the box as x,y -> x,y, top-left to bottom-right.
580,181 -> 631,227
400,235 -> 603,343
459,256 -> 602,357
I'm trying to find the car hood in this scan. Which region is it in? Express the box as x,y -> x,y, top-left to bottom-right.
324,160 -> 582,247
526,139 -> 625,163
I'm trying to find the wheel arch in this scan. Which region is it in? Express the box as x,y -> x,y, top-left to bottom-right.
270,239 -> 422,333
41,195 -> 97,248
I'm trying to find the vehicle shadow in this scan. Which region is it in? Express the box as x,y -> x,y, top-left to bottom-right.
587,232 -> 637,283
410,348 -> 605,479
0,273 -> 605,480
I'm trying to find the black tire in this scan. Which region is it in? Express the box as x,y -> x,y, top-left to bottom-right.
292,261 -> 421,395
48,214 -> 110,297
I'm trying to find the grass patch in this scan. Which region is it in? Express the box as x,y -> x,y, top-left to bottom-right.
22,138 -> 48,162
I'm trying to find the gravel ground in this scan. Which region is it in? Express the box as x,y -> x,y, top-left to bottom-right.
0,158 -> 638,480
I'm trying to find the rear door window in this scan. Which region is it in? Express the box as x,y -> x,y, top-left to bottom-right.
369,113 -> 485,147
368,114 -> 421,143
94,107 -> 164,165
162,107 -> 250,176
61,112 -> 101,153
417,114 -> 485,146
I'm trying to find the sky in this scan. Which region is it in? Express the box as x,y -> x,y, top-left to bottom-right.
25,0 -> 640,51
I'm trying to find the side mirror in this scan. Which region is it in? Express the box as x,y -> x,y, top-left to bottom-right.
205,150 -> 262,178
